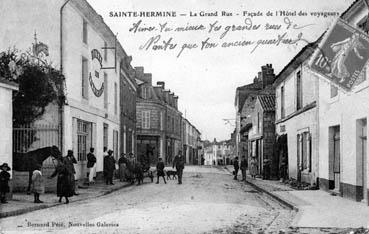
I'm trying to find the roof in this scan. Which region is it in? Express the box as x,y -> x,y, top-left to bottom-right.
235,82 -> 264,112
273,35 -> 323,87
341,0 -> 365,20
257,95 -> 275,111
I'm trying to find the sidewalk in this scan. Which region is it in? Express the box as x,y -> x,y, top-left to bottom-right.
0,179 -> 131,218
224,165 -> 369,229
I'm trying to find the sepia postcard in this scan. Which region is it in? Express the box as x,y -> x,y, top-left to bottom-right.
0,0 -> 369,233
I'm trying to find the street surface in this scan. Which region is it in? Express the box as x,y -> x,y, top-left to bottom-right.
0,166 -> 296,234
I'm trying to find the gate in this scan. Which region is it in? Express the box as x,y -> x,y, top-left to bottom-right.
12,124 -> 61,192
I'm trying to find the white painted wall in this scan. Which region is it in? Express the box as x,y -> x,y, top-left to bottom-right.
0,84 -> 17,178
318,3 -> 369,191
275,65 -> 319,183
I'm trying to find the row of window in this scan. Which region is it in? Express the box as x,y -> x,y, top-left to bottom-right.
141,110 -> 181,134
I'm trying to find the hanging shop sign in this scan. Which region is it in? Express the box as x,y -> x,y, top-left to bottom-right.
89,49 -> 104,97
309,18 -> 369,91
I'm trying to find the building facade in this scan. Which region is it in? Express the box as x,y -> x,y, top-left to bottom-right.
136,72 -> 182,165
274,42 -> 320,185
248,95 -> 276,178
235,64 -> 275,159
182,118 -> 201,165
119,58 -> 137,156
0,0 -> 135,180
318,0 -> 369,204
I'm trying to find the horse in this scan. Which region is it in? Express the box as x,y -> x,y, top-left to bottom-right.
13,146 -> 62,193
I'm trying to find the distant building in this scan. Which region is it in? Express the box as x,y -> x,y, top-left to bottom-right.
136,72 -> 182,165
203,139 -> 234,166
234,64 -> 275,160
248,95 -> 276,178
182,119 -> 201,165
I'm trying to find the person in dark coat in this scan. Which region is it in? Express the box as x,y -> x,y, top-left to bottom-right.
263,159 -> 271,180
156,157 -> 166,184
49,157 -> 74,204
201,156 -> 205,165
172,151 -> 185,184
64,150 -> 78,195
240,156 -> 247,181
118,153 -> 128,182
87,147 -> 96,185
104,150 -> 116,185
233,157 -> 239,180
0,163 -> 11,203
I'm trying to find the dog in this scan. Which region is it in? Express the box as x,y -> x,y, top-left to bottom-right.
165,170 -> 177,180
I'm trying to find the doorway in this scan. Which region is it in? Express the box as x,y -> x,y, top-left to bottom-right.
357,119 -> 367,203
329,126 -> 340,192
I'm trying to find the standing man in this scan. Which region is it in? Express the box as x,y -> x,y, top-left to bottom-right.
201,156 -> 205,166
240,156 -> 247,181
172,151 -> 185,184
87,148 -> 96,185
233,156 -> 239,180
156,157 -> 166,184
104,150 -> 116,185
64,150 -> 78,195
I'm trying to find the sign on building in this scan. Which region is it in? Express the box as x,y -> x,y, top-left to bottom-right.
310,18 -> 369,91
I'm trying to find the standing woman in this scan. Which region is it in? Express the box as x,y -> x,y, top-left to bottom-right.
31,165 -> 44,203
250,156 -> 258,179
49,157 -> 74,204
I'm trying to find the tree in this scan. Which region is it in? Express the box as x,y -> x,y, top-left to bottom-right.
0,49 -> 65,149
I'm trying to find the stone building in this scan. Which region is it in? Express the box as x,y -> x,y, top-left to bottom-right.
248,95 -> 276,178
235,64 -> 275,159
136,71 -> 182,165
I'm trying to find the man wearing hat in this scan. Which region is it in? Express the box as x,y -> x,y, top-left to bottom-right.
104,150 -> 116,185
172,151 -> 185,184
0,163 -> 11,203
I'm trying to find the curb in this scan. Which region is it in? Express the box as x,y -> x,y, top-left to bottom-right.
0,182 -> 132,219
223,166 -> 299,211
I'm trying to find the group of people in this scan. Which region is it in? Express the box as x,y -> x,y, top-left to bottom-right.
86,147 -> 136,185
0,149 -> 187,205
155,151 -> 185,185
232,156 -> 258,181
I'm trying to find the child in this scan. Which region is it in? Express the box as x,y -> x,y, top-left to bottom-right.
31,165 -> 44,203
0,163 -> 11,203
156,157 -> 166,184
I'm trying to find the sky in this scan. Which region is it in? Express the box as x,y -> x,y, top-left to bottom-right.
87,0 -> 353,141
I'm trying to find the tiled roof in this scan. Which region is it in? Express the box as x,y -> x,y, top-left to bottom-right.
257,95 -> 275,111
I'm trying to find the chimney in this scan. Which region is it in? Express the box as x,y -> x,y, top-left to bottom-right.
157,81 -> 165,89
143,73 -> 152,85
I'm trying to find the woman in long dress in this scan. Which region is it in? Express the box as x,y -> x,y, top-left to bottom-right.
250,157 -> 258,179
49,157 -> 74,204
